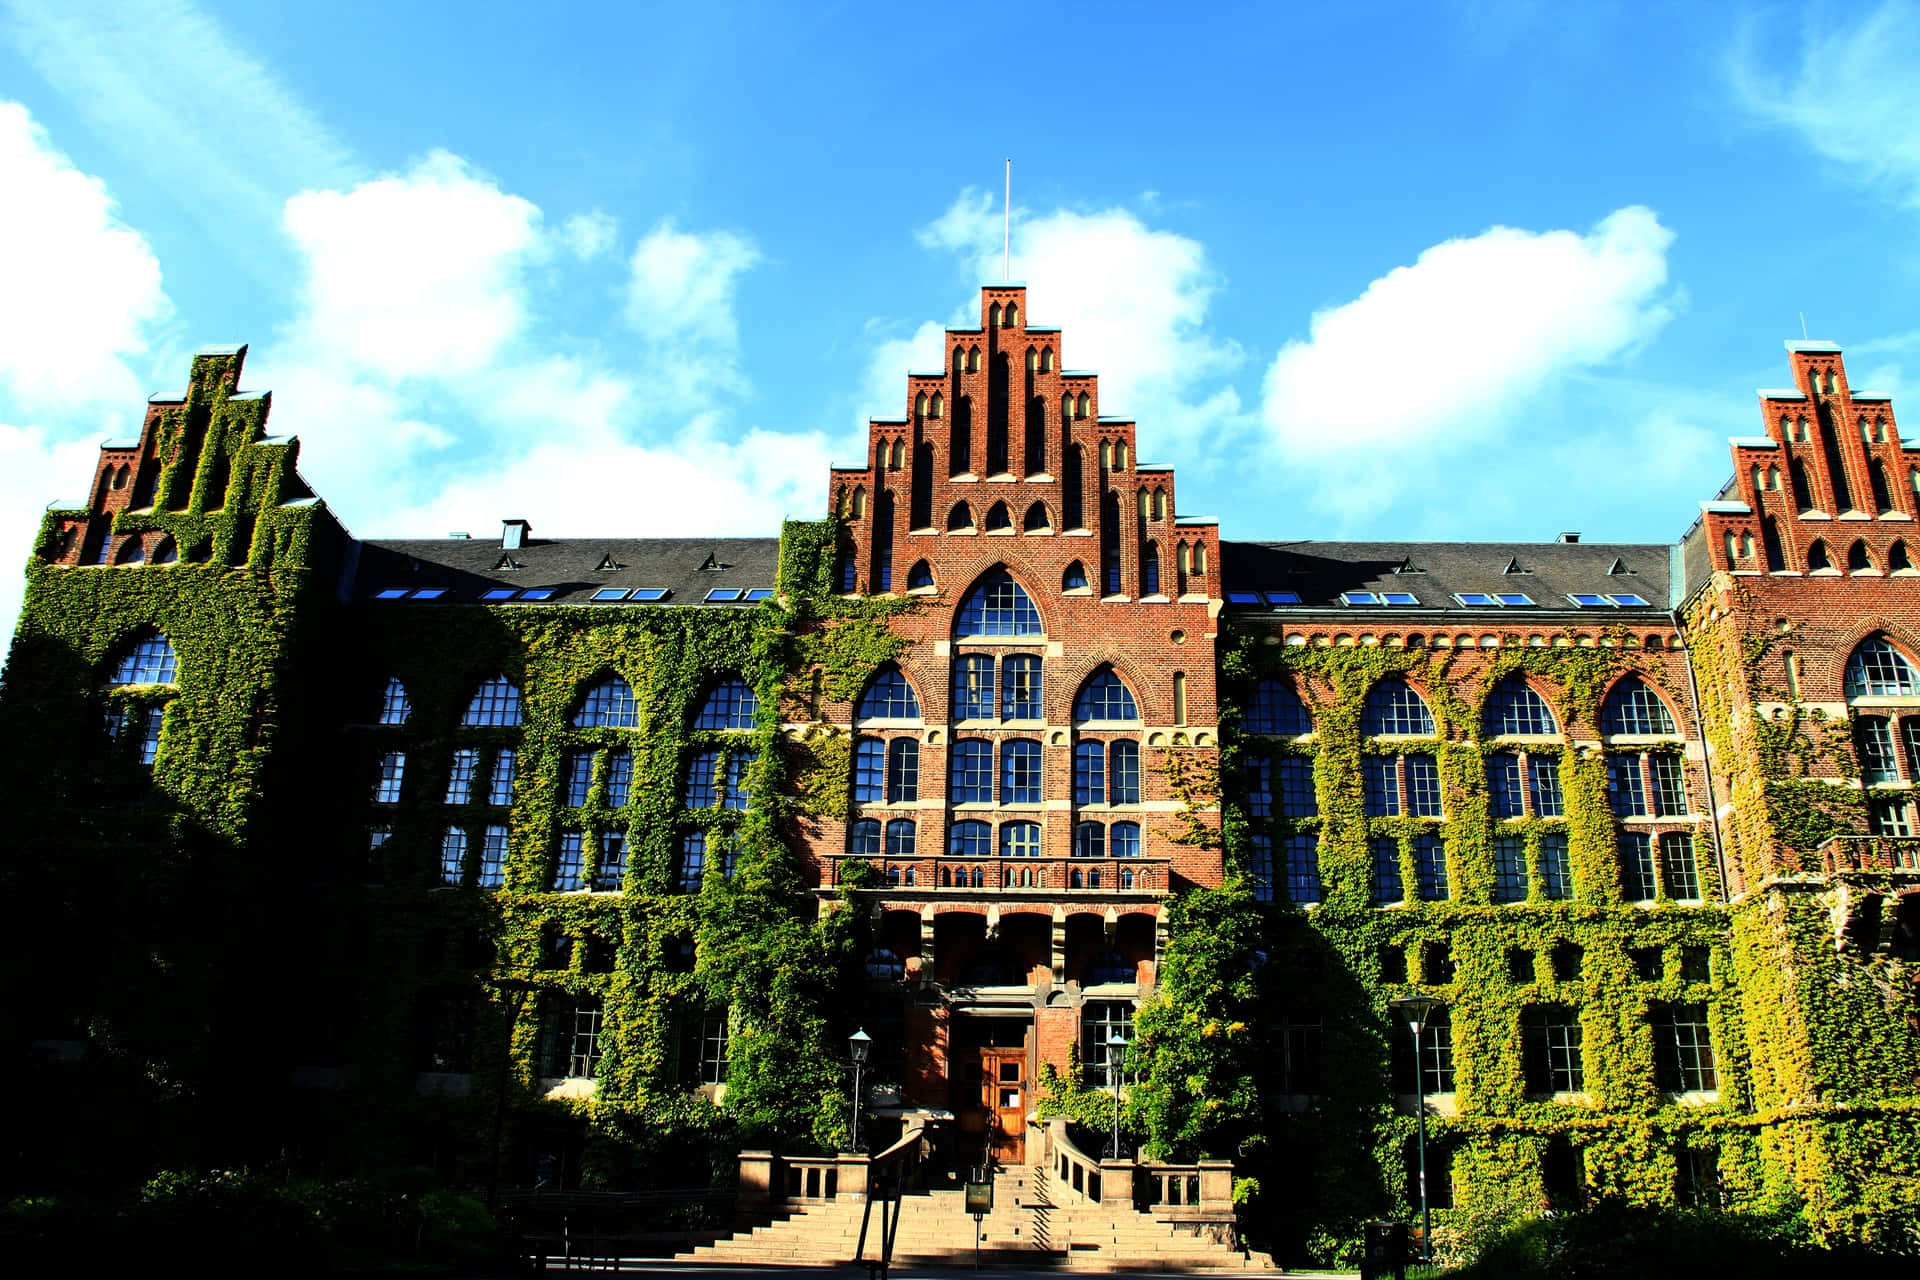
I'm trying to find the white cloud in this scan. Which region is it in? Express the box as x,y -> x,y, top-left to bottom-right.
625,220 -> 762,404
2,0 -> 356,265
280,151 -> 544,380
1259,208 -> 1676,477
0,101 -> 172,412
885,190 -> 1248,458
558,210 -> 619,261
1730,3 -> 1920,207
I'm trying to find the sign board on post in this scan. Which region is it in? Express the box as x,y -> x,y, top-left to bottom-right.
964,1181 -> 993,1215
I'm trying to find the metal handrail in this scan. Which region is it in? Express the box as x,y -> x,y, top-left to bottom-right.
855,1117 -> 925,1280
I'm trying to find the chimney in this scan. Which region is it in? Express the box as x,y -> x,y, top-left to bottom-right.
502,519 -> 531,550
1557,531 -> 1580,544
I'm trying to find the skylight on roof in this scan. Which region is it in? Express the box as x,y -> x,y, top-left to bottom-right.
591,588 -> 628,602
411,588 -> 446,601
743,588 -> 775,602
1381,592 -> 1420,606
1495,593 -> 1535,607
1568,593 -> 1611,607
1264,590 -> 1302,605
372,588 -> 408,600
1226,591 -> 1263,605
1454,593 -> 1498,607
1341,591 -> 1381,605
481,588 -> 517,601
704,588 -> 744,603
1609,593 -> 1651,607
629,587 -> 669,602
520,588 -> 557,601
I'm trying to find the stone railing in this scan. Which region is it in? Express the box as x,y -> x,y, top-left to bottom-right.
1142,1159 -> 1234,1219
1813,836 -> 1920,873
830,854 -> 1171,893
735,1118 -> 927,1226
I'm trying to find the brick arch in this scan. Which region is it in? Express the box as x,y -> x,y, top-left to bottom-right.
1821,617 -> 1920,700
1359,671 -> 1441,734
949,561 -> 1050,639
1059,654 -> 1158,725
1596,669 -> 1683,729
1474,671 -> 1566,738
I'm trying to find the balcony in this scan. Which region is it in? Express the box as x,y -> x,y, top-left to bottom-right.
826,854 -> 1171,895
1813,836 -> 1920,873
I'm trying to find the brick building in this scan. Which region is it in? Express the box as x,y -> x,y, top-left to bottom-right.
3,286 -> 1915,1257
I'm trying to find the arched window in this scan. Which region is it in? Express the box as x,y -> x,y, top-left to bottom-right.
930,392 -> 944,418
887,741 -> 919,803
1848,540 -> 1873,572
1101,490 -> 1122,594
849,818 -> 882,857
111,634 -> 178,686
886,816 -> 916,856
574,674 -> 639,728
1246,678 -> 1312,735
984,501 -> 1012,532
1791,459 -> 1814,511
953,347 -> 965,374
951,396 -> 973,474
948,502 -> 974,531
1871,459 -> 1894,512
857,667 -> 921,720
955,569 -> 1043,637
968,346 -> 980,372
1005,302 -> 1018,326
1763,517 -> 1786,571
908,559 -> 935,590
1001,654 -> 1043,720
915,391 -> 928,417
1022,501 -> 1050,532
1063,560 -> 1089,591
1077,392 -> 1091,419
989,302 -> 1002,326
1110,821 -> 1141,857
1362,679 -> 1434,735
115,538 -> 146,565
1767,465 -> 1780,491
1063,392 -> 1075,421
1001,820 -> 1041,858
1483,678 -> 1558,736
1141,542 -> 1160,595
152,538 -> 178,565
1808,539 -> 1832,571
838,540 -> 859,592
950,819 -> 992,859
1041,347 -> 1054,371
695,677 -> 759,730
1845,637 -> 1920,698
850,486 -> 867,519
379,677 -> 412,725
1074,821 -> 1105,858
891,438 -> 907,468
1601,676 -> 1677,735
1074,668 -> 1140,722
1892,542 -> 1913,572
463,677 -> 524,727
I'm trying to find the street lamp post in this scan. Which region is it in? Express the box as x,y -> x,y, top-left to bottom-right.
1390,995 -> 1442,1266
848,1028 -> 872,1152
1106,1030 -> 1129,1160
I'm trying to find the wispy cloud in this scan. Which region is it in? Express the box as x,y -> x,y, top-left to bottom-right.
2,0 -> 356,269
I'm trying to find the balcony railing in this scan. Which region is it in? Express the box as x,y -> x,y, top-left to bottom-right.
828,854 -> 1171,893
1813,836 -> 1920,873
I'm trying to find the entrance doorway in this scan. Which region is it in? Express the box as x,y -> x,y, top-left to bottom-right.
950,1014 -> 1030,1167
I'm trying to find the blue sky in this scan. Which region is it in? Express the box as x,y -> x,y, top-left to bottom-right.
3,1 -> 1919,638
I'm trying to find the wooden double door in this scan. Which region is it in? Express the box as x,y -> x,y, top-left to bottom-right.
952,1019 -> 1029,1166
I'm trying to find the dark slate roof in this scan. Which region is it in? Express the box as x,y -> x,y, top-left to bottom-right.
349,537 -> 782,606
1219,540 -> 1674,615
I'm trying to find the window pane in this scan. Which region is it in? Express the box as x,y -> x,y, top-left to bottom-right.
676,832 -> 706,892
694,677 -> 758,730
1531,756 -> 1565,817
1074,670 -> 1139,722
574,675 -> 638,728
1284,834 -> 1321,905
1540,833 -> 1572,900
857,668 -> 921,720
138,706 -> 164,765
1371,837 -> 1403,904
1406,755 -> 1442,818
554,831 -> 585,891
463,677 -> 524,727
1277,756 -> 1316,818
849,818 -> 882,857
1523,1007 -> 1585,1093
373,751 -> 406,804
1247,834 -> 1275,903
1414,833 -> 1448,901
566,750 -> 596,807
1246,678 -> 1312,735
1492,834 -> 1528,902
1001,655 -> 1043,719
600,749 -> 629,808
1081,1000 -> 1135,1088
1621,832 -> 1658,902
1857,717 -> 1899,784
1074,821 -> 1105,858
1485,678 -> 1558,736
885,819 -> 917,858
439,827 -> 467,886
955,569 -> 1044,637
1000,821 -> 1041,858
1845,637 -> 1920,698
953,655 -> 995,721
379,677 -> 412,725
594,831 -> 627,891
1109,740 -> 1141,804
853,737 -> 885,803
1363,679 -> 1434,735
1074,741 -> 1106,805
722,751 -> 753,811
1661,832 -> 1701,900
1652,1004 -> 1717,1092
1601,677 -> 1675,735
1245,756 -> 1272,817
477,825 -> 508,889
1609,753 -> 1648,817
888,738 -> 920,802
1649,754 -> 1690,815
950,820 -> 992,859
1363,757 -> 1400,817
111,635 -> 179,686
951,739 -> 995,803
491,748 -> 520,805
1489,752 -> 1525,819
446,748 -> 479,804
1109,821 -> 1140,858
1000,739 -> 1043,804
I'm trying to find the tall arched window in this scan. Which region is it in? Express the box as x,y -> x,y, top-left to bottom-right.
1483,678 -> 1558,736
1025,398 -> 1046,475
951,396 -> 973,475
463,677 -> 524,727
111,633 -> 179,685
1074,669 -> 1140,723
1791,459 -> 1813,511
1063,444 -> 1084,529
1845,637 -> 1920,698
1848,540 -> 1873,572
574,674 -> 639,728
1101,491 -> 1122,594
1063,560 -> 1089,591
1762,516 -> 1785,571
984,501 -> 1012,532
1872,458 -> 1895,512
857,667 -> 921,720
379,677 -> 412,725
1600,676 -> 1677,735
908,559 -> 935,590
948,502 -> 975,531
1362,679 -> 1434,735
695,677 -> 759,730
955,569 -> 1043,637
1141,542 -> 1161,595
1246,678 -> 1312,735
1022,501 -> 1050,532
1808,539 -> 1832,571
1892,541 -> 1914,573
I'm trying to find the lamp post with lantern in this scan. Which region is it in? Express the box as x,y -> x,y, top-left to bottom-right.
1390,995 -> 1442,1265
1106,1029 -> 1129,1160
848,1028 -> 872,1152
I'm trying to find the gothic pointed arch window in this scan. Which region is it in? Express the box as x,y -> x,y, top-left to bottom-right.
1892,541 -> 1914,573
1848,540 -> 1873,573
463,677 -> 525,727
115,537 -> 146,565
1062,392 -> 1074,422
1063,560 -> 1089,592
989,302 -> 1002,327
1363,679 -> 1434,736
1022,501 -> 1051,533
955,569 -> 1043,637
1041,347 -> 1054,371
1791,459 -> 1814,511
951,396 -> 973,475
856,666 -> 922,721
1600,676 -> 1677,735
1766,465 -> 1780,491
1074,668 -> 1140,723
1026,348 -> 1038,373
947,502 -> 974,532
930,392 -> 944,418
915,391 -> 928,418
1141,541 -> 1161,595
984,501 -> 1012,532
1246,677 -> 1312,735
1077,392 -> 1091,419
1025,398 -> 1046,474
968,345 -> 980,372
953,347 -> 965,374
574,674 -> 639,728
1762,516 -> 1785,571
1484,677 -> 1559,737
1845,637 -> 1920,698
111,633 -> 179,686
907,559 -> 935,590
850,486 -> 867,519
1005,302 -> 1018,326
1871,458 -> 1895,512
1063,444 -> 1084,529
1808,539 -> 1832,572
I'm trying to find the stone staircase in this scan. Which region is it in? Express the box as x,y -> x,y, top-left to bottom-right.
680,1166 -> 1280,1271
